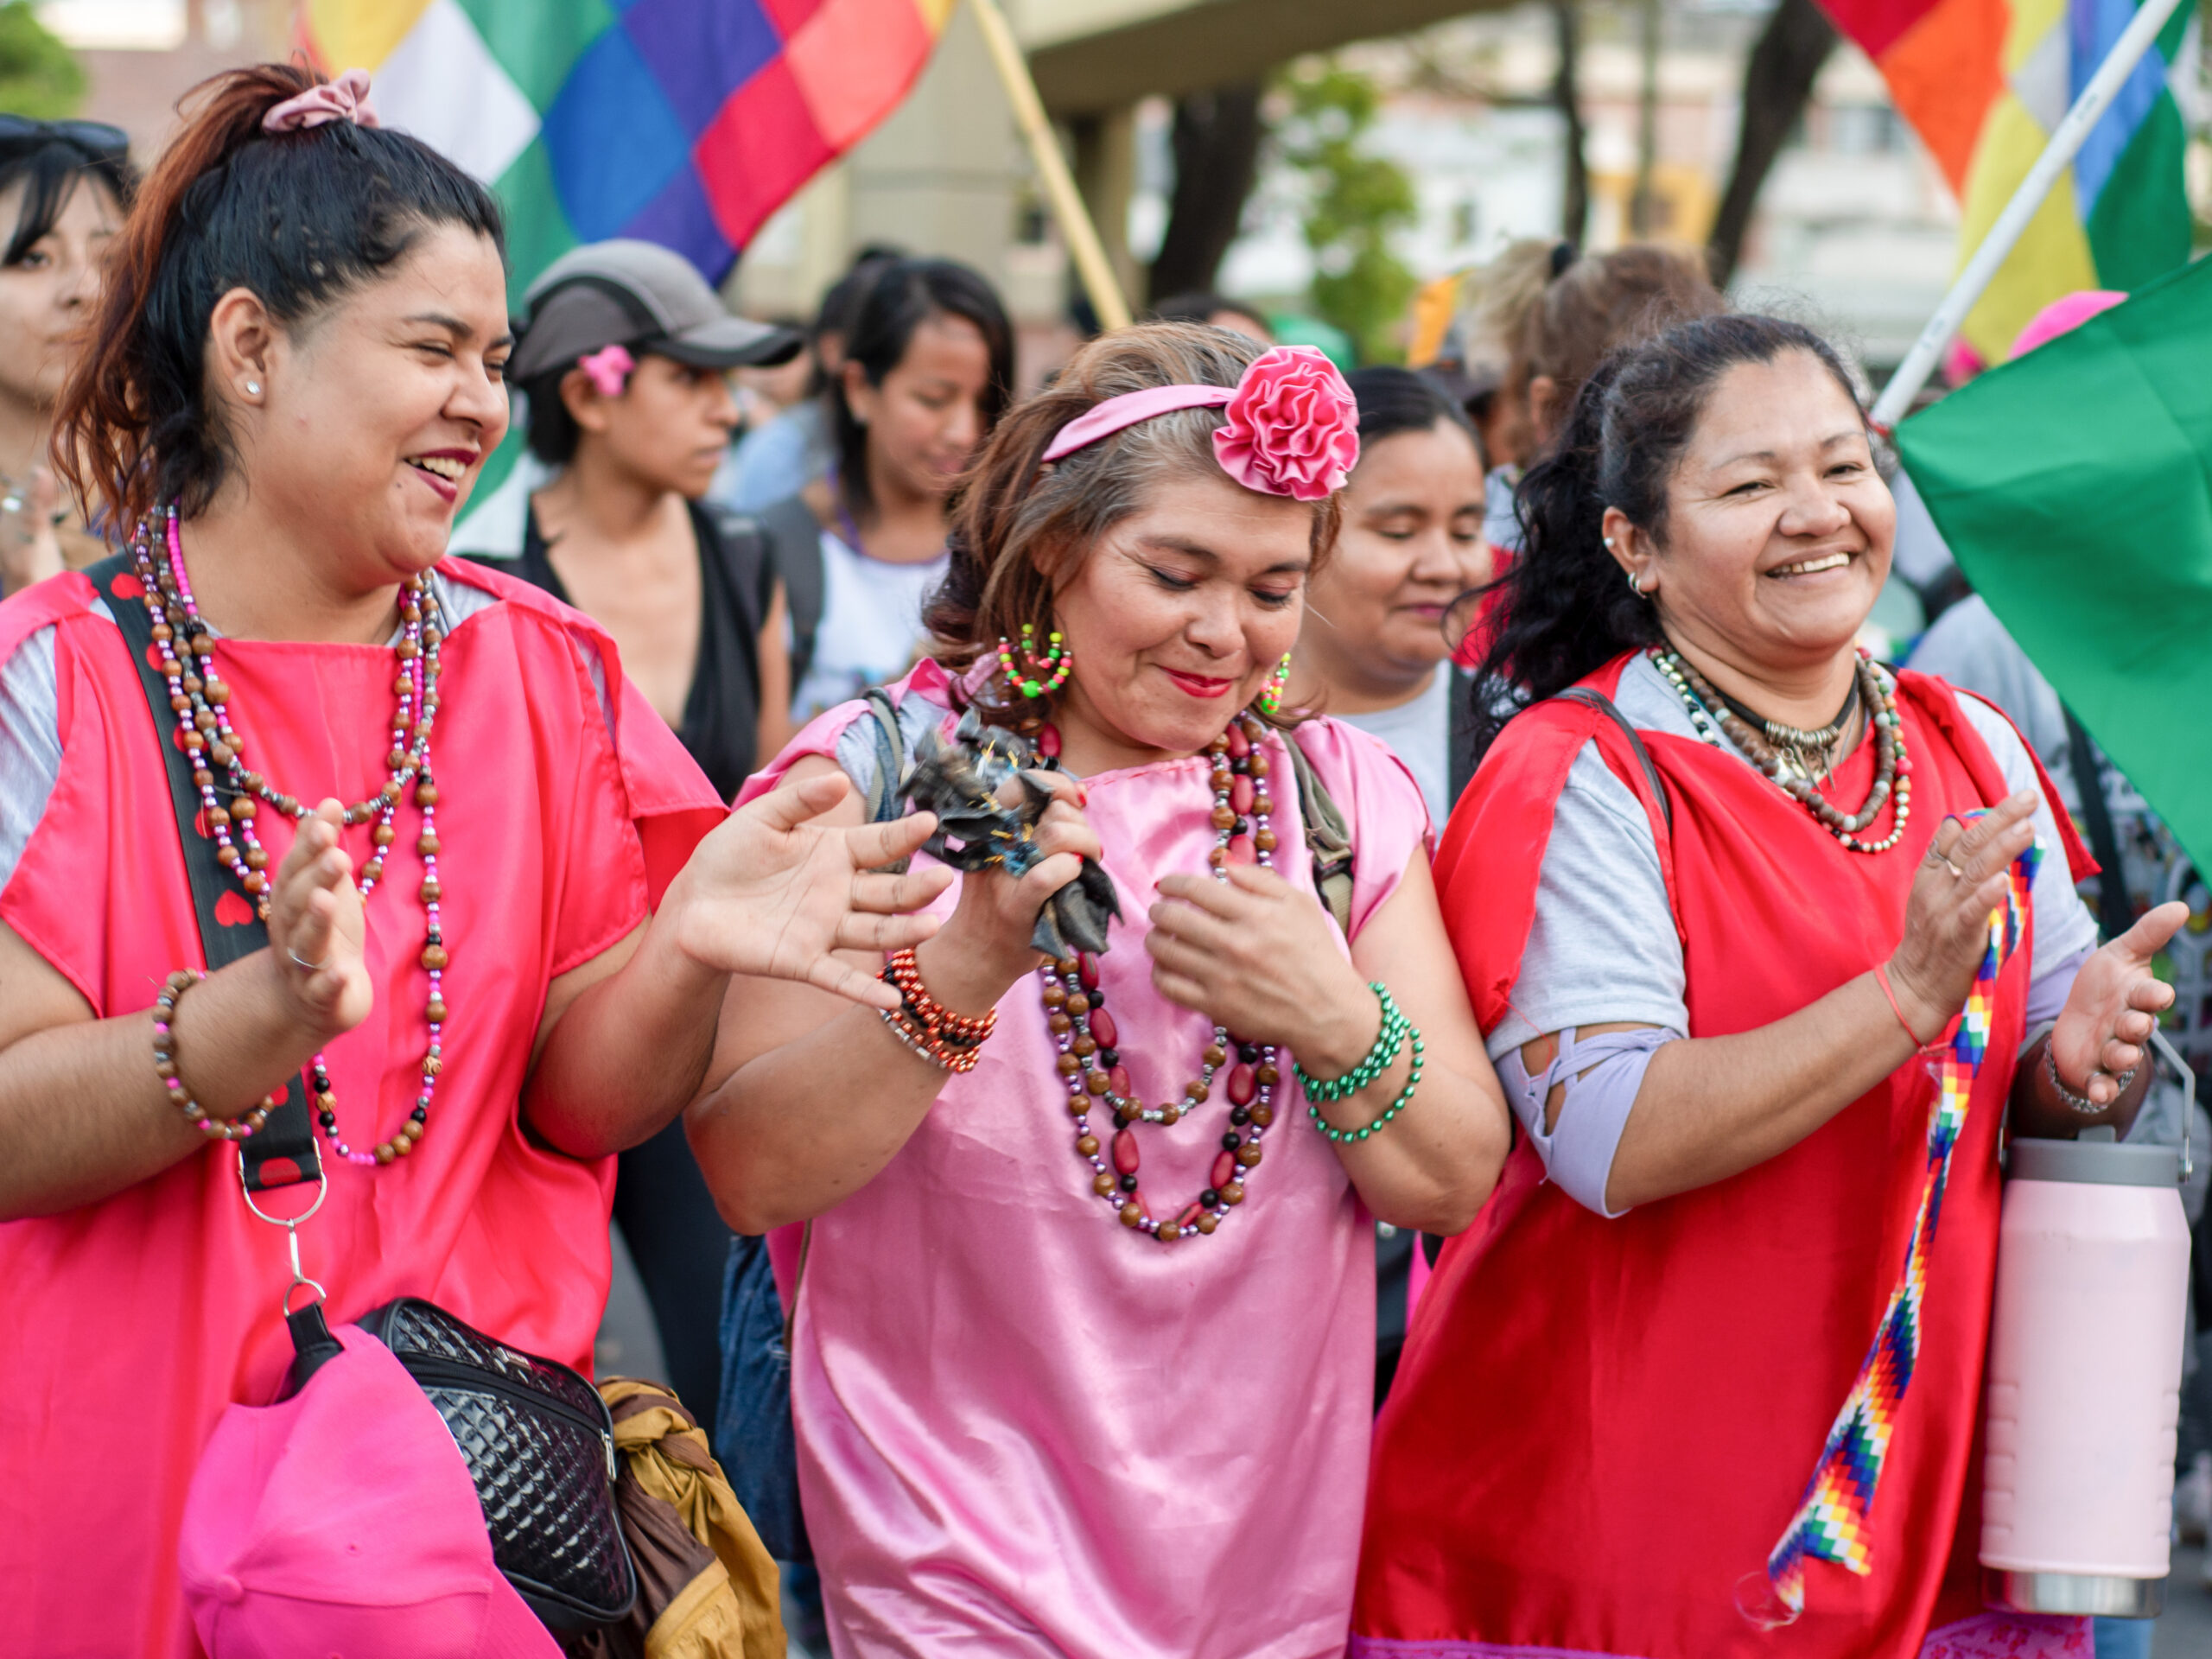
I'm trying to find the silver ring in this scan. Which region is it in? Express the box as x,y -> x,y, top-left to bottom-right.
1923,847 -> 1966,879
287,948 -> 329,974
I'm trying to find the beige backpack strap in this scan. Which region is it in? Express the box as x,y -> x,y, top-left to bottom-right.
1284,729 -> 1356,937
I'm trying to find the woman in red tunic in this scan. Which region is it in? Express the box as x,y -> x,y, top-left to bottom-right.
1354,315 -> 2185,1658
0,67 -> 945,1657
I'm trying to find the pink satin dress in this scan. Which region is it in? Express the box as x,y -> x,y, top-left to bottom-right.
739,664 -> 1432,1657
0,559 -> 723,1658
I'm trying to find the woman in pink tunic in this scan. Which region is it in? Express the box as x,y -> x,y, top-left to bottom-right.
0,67 -> 945,1657
694,324 -> 1514,1656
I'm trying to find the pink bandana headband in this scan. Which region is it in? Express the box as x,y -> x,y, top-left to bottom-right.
1041,345 -> 1359,502
264,69 -> 381,134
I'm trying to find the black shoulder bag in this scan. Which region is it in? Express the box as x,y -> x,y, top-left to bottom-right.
91,554 -> 638,1634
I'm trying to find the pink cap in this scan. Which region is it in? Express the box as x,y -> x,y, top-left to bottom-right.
178,1325 -> 560,1658
2011,289 -> 2126,359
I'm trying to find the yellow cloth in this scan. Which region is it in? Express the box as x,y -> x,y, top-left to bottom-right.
601,1380 -> 785,1659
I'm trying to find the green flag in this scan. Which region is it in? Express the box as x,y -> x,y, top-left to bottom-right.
1897,254 -> 2212,869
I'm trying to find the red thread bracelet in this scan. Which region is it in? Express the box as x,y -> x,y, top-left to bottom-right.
1872,963 -> 1952,1056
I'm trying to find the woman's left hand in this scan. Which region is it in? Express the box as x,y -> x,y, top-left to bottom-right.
664,772 -> 952,1008
1147,862 -> 1373,1057
2050,899 -> 2188,1104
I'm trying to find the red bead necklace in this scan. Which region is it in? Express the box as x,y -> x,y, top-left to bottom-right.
1043,710 -> 1281,1243
130,507 -> 451,1166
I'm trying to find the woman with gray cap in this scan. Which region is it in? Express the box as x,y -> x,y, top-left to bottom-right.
457,238 -> 807,1432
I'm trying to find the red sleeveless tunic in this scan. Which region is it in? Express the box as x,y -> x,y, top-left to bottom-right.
1353,654 -> 2091,1659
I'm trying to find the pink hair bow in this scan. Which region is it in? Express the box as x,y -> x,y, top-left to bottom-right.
578,345 -> 634,397
263,68 -> 382,134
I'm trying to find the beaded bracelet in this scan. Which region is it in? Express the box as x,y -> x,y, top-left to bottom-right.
881,948 -> 996,1047
879,1005 -> 985,1073
1310,1033 -> 1425,1143
1296,984 -> 1410,1103
153,969 -> 276,1141
2041,1039 -> 2138,1117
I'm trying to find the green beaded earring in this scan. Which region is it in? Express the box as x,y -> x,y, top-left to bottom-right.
995,621 -> 1072,698
1256,652 -> 1294,716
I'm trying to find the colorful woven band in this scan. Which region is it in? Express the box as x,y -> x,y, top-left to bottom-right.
1763,825 -> 2038,1618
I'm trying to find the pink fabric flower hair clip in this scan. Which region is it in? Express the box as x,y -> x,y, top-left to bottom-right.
1039,345 -> 1359,501
263,69 -> 382,134
577,345 -> 634,397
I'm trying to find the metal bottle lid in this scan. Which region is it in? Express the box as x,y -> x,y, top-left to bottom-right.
2007,1136 -> 2181,1187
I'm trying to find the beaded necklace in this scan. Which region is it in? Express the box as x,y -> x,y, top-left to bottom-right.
1045,709 -> 1280,1243
130,507 -> 450,1166
1650,645 -> 1912,854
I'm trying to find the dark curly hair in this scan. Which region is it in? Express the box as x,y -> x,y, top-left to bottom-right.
1470,313 -> 1861,760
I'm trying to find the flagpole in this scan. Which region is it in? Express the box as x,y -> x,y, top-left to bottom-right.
1868,0 -> 2186,432
966,0 -> 1134,332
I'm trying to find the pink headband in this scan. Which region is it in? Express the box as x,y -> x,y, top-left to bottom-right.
263,69 -> 381,134
1040,344 -> 1359,502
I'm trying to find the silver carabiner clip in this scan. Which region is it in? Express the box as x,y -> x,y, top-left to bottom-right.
237,1153 -> 330,1316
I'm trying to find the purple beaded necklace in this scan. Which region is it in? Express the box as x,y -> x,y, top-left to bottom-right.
128,506 -> 450,1166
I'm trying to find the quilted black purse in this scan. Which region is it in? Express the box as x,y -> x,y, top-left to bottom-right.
95,555 -> 637,1636
355,1300 -> 638,1630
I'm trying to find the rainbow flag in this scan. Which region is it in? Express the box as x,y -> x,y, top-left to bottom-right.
1816,0 -> 2195,360
298,0 -> 952,294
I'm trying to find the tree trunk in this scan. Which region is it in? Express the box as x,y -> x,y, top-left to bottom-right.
1552,0 -> 1590,245
1707,0 -> 1838,289
1147,79 -> 1265,304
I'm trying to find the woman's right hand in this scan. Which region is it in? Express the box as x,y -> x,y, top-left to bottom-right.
265,799 -> 372,1043
1885,792 -> 2040,1043
914,772 -> 1102,1016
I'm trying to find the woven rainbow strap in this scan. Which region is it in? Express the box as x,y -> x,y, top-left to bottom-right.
1764,836 -> 2038,1617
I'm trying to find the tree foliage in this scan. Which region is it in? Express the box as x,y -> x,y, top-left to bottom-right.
1274,61 -> 1417,365
0,2 -> 85,121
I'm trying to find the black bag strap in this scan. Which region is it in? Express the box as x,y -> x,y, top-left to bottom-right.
1554,686 -> 1673,834
2062,702 -> 2133,941
88,552 -> 321,1192
1446,667 -> 1476,812
759,494 -> 824,690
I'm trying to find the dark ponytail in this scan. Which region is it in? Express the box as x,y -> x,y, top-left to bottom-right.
1469,312 -> 1862,759
55,64 -> 504,531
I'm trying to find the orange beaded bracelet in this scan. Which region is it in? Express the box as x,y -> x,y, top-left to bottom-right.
881,948 -> 996,1047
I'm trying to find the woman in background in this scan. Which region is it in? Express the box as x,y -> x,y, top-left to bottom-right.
459,237 -> 806,1431
1292,366 -> 1490,830
0,115 -> 134,593
769,256 -> 1013,722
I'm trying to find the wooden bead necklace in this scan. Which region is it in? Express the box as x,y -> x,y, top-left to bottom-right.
130,506 -> 450,1166
1651,645 -> 1912,854
1044,710 -> 1280,1243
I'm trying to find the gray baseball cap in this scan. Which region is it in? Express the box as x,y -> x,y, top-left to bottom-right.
508,239 -> 802,383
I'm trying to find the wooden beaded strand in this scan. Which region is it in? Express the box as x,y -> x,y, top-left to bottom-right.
1049,709 -> 1280,1243
130,506 -> 451,1167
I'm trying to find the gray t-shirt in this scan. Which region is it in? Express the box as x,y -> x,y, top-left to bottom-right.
1336,669 -> 1451,832
1487,651 -> 2100,1060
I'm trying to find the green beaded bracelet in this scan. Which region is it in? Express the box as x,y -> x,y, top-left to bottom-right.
1309,1033 -> 1425,1142
1297,983 -> 1408,1103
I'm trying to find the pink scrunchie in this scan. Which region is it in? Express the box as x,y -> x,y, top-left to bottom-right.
263,68 -> 382,134
1039,345 -> 1359,502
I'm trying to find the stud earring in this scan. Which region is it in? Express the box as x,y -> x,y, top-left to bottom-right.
995,621 -> 1071,698
1257,651 -> 1294,716
244,381 -> 261,397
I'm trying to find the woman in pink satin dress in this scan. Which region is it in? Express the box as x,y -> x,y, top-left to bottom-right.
691,323 -> 1513,1656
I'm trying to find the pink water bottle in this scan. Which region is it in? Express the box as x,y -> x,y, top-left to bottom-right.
1980,1109 -> 2193,1618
